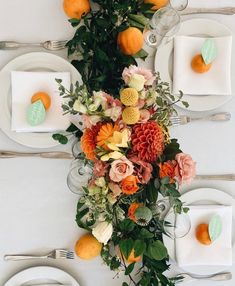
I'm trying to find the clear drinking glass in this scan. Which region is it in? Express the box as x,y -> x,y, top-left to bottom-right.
144,6 -> 181,48
170,0 -> 188,11
71,139 -> 82,158
67,159 -> 93,195
163,209 -> 191,239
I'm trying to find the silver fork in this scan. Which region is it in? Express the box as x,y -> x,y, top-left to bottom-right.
4,249 -> 74,261
174,272 -> 232,284
170,112 -> 231,126
0,40 -> 68,51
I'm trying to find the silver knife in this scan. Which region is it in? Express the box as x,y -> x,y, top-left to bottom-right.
0,151 -> 73,159
19,284 -> 71,286
181,7 -> 235,15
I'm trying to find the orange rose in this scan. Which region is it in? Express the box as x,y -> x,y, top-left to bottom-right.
121,175 -> 139,195
159,160 -> 177,183
128,202 -> 142,222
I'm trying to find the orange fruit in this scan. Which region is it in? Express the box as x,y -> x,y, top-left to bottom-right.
191,54 -> 212,73
31,92 -> 51,110
117,27 -> 144,56
144,0 -> 169,10
117,247 -> 142,264
195,223 -> 212,245
75,233 -> 102,260
63,0 -> 90,19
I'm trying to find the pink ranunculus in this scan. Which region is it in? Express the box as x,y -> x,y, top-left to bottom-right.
109,156 -> 134,182
108,182 -> 122,197
139,109 -> 151,123
82,114 -> 101,129
129,155 -> 153,184
122,65 -> 156,86
103,92 -> 122,108
175,153 -> 196,184
93,160 -> 109,177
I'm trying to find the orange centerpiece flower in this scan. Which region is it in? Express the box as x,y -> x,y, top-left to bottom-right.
81,124 -> 101,161
96,123 -> 119,149
131,121 -> 165,163
159,160 -> 177,183
128,202 -> 142,222
121,175 -> 139,195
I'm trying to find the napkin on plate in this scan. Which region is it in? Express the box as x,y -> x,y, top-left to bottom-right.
173,36 -> 232,95
11,71 -> 70,132
176,205 -> 232,267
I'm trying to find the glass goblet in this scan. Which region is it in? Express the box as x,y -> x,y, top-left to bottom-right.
170,0 -> 188,11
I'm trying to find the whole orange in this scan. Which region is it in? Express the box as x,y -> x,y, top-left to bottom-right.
144,0 -> 169,10
31,92 -> 51,110
117,27 -> 144,56
195,223 -> 212,245
63,0 -> 90,19
75,233 -> 102,260
191,54 -> 212,73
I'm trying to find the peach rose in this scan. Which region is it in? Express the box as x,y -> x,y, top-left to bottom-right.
109,156 -> 134,182
159,160 -> 177,183
121,175 -> 139,195
93,160 -> 108,177
129,155 -> 153,184
122,65 -> 155,86
175,153 -> 196,184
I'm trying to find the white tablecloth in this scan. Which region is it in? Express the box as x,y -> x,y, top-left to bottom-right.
0,1 -> 235,285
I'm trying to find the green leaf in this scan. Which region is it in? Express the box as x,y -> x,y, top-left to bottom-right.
146,240 -> 168,261
209,215 -> 222,241
128,14 -> 149,26
182,101 -> 189,108
122,283 -> 129,286
66,123 -> 79,133
133,49 -> 148,59
125,262 -> 135,275
139,229 -> 154,239
201,39 -> 217,65
147,179 -> 158,203
52,133 -> 68,144
119,239 -> 134,260
134,240 -> 146,257
119,219 -> 136,232
161,177 -> 170,185
68,18 -> 81,27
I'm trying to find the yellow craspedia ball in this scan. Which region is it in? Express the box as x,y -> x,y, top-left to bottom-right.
75,233 -> 102,260
122,107 -> 140,125
120,88 -> 139,106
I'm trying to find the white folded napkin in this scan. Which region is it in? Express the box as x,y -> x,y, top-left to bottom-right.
176,205 -> 232,267
173,36 -> 232,95
11,71 -> 71,132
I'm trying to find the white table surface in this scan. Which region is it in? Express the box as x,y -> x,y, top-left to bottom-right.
0,0 -> 235,285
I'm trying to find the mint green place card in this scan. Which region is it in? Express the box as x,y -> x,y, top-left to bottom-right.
201,39 -> 218,65
209,215 -> 222,242
26,100 -> 46,126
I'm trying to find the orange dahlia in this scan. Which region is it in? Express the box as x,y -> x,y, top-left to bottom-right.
128,202 -> 142,222
131,121 -> 164,163
96,123 -> 119,149
81,124 -> 101,161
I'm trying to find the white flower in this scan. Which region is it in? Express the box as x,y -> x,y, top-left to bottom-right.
92,221 -> 113,245
93,91 -> 107,109
95,177 -> 106,188
128,74 -> 145,91
73,100 -> 87,113
104,106 -> 122,121
88,103 -> 98,112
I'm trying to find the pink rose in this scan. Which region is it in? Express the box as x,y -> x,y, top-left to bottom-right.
139,109 -> 151,123
108,182 -> 122,197
93,160 -> 109,177
122,65 -> 156,86
175,153 -> 196,184
109,156 -> 134,182
129,155 -> 153,184
103,92 -> 122,108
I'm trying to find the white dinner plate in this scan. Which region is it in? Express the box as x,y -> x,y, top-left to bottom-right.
154,18 -> 234,112
164,188 -> 235,275
4,266 -> 80,286
0,52 -> 82,148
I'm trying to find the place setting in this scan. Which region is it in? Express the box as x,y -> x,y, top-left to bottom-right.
1,0 -> 235,286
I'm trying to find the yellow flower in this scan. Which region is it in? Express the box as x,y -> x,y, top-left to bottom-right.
120,88 -> 139,106
101,151 -> 123,162
107,129 -> 130,151
122,107 -> 140,125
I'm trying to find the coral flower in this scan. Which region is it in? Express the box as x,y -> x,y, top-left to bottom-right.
96,123 -> 119,149
131,121 -> 165,163
128,202 -> 142,222
159,160 -> 177,183
121,175 -> 139,195
81,124 -> 101,161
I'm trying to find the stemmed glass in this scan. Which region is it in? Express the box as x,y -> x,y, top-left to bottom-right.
144,6 -> 181,48
170,0 -> 188,11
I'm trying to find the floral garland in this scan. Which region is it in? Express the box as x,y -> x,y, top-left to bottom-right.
57,65 -> 196,286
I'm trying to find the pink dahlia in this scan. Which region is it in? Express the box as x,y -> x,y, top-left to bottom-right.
131,121 -> 165,163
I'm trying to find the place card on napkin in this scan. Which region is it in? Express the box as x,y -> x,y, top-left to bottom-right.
173,36 -> 232,95
11,71 -> 70,132
176,205 -> 232,267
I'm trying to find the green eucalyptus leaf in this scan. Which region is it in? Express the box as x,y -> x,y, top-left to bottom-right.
119,239 -> 134,260
134,240 -> 146,257
146,240 -> 168,261
201,39 -> 217,65
125,263 -> 135,275
52,133 -> 68,145
209,215 -> 222,242
133,49 -> 148,59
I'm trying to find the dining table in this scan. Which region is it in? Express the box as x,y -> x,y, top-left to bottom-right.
0,0 -> 235,285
